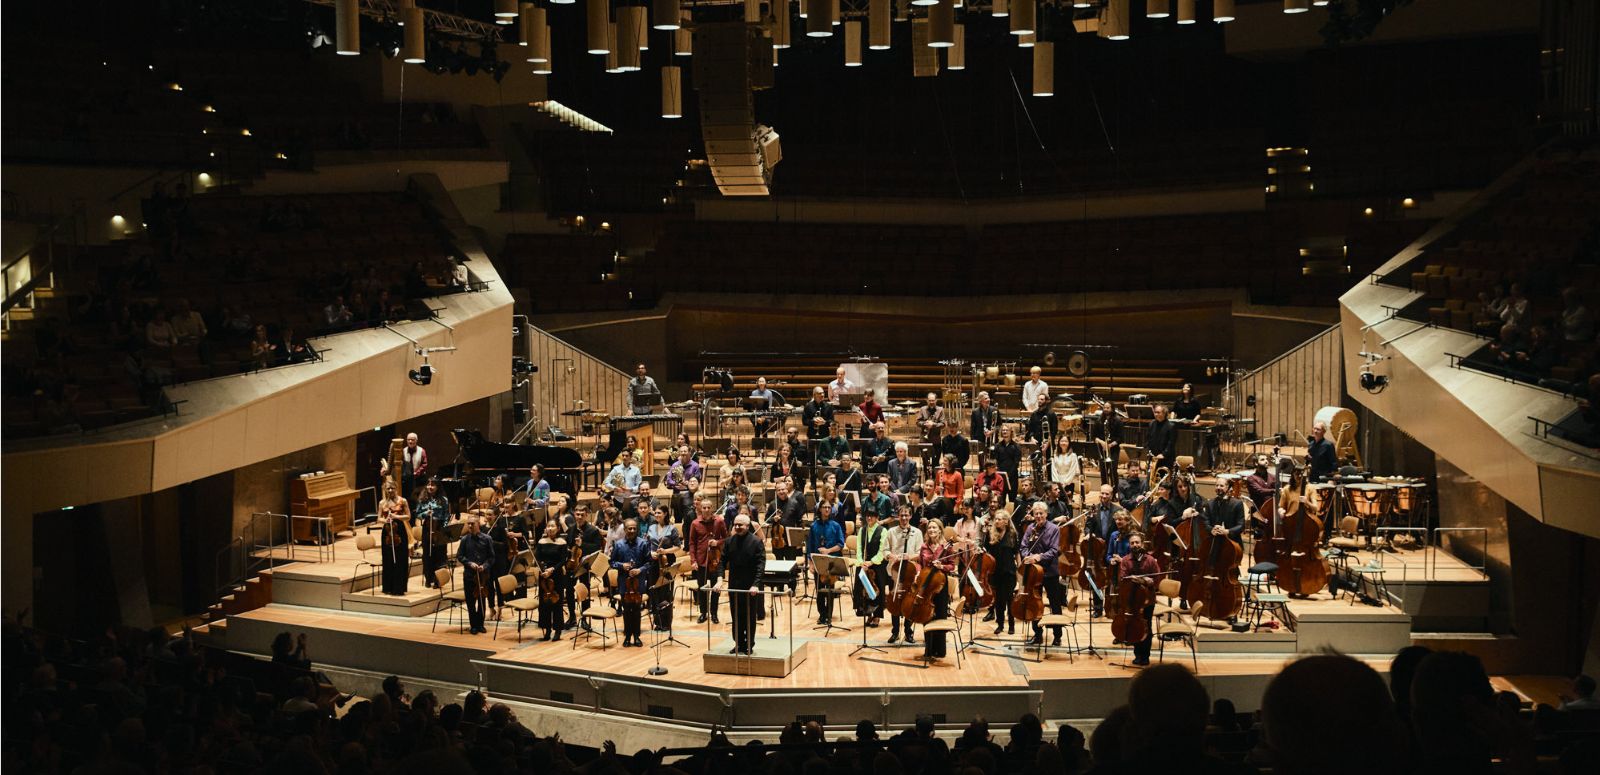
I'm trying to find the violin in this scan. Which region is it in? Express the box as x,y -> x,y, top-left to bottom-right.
1010,561 -> 1046,623
622,568 -> 647,606
539,551 -> 563,605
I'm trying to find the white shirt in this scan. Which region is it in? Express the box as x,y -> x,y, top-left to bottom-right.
1022,379 -> 1050,412
1050,451 -> 1081,487
827,377 -> 856,402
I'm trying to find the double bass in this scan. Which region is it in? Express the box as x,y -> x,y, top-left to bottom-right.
1185,525 -> 1243,622
1276,478 -> 1329,596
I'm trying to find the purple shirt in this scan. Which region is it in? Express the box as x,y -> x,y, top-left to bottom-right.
667,459 -> 702,491
1021,520 -> 1062,577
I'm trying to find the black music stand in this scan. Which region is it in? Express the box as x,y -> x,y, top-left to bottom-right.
848,565 -> 887,657
1068,571 -> 1107,660
786,528 -> 813,603
809,554 -> 852,636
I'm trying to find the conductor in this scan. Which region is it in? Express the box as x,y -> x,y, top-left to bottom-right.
718,514 -> 767,655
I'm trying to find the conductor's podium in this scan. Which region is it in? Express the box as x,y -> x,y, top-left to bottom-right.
290,472 -> 360,544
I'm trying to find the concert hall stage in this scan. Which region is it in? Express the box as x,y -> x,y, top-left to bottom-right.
199,545 -> 1408,736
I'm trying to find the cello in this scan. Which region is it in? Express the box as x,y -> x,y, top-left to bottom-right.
885,556 -> 920,618
1056,513 -> 1086,579
1111,572 -> 1158,645
1276,475 -> 1329,596
1010,562 -> 1046,625
905,553 -> 952,625
960,548 -> 998,611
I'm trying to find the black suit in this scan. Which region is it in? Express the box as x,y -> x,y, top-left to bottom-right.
970,405 -> 998,446
939,433 -> 971,471
1307,438 -> 1338,482
1204,495 -> 1247,541
719,531 -> 767,653
802,400 -> 834,440
1145,419 -> 1177,467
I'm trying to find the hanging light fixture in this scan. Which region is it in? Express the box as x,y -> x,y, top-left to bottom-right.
929,0 -> 955,47
913,0 -> 937,7
552,0 -> 574,5
805,0 -> 831,36
618,6 -> 644,70
335,0 -> 360,55
869,0 -> 891,49
1283,0 -> 1310,13
774,0 -> 793,48
397,0 -> 415,23
947,23 -> 966,69
674,10 -> 692,56
1214,0 -> 1236,23
400,7 -> 426,62
403,6 -> 426,62
1176,0 -> 1196,24
661,65 -> 682,118
1147,0 -> 1170,19
637,7 -> 650,50
1104,0 -> 1131,40
530,14 -> 552,66
606,23 -> 624,72
992,0 -> 1009,16
1018,31 -> 1034,48
520,4 -> 537,48
1010,0 -> 1035,36
1032,40 -> 1054,96
831,0 -> 841,26
843,20 -> 862,66
653,0 -> 680,30
587,0 -> 610,54
495,0 -> 520,20
745,0 -> 762,22
1072,0 -> 1091,7
911,18 -> 938,75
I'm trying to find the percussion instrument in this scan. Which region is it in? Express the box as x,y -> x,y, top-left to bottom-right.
1346,483 -> 1391,522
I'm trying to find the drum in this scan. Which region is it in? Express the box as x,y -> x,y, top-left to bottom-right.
1346,483 -> 1390,522
1308,483 -> 1337,519
1388,482 -> 1426,517
1059,414 -> 1083,433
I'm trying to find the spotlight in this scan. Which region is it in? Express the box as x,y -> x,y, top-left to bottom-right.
1358,364 -> 1388,393
409,362 -> 435,386
307,24 -> 334,49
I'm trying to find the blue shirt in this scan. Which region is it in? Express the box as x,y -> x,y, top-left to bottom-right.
609,536 -> 657,583
807,518 -> 845,556
1106,530 -> 1132,565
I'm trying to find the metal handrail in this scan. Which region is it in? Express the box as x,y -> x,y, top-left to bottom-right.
1431,527 -> 1489,579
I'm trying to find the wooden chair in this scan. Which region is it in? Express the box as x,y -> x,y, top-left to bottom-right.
496,574 -> 541,641
921,598 -> 967,668
1157,600 -> 1202,671
574,572 -> 619,650
430,568 -> 466,633
348,534 -> 381,607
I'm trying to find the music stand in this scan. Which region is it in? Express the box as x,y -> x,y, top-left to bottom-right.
809,554 -> 852,636
649,570 -> 690,649
848,565 -> 887,657
786,528 -> 813,602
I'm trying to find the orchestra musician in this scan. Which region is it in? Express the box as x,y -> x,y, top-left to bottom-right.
1022,366 -> 1050,413
718,514 -> 767,655
976,459 -> 1009,505
608,519 -> 655,647
992,426 -> 1023,506
807,494 -> 847,626
771,443 -> 802,491
627,363 -> 662,415
918,523 -> 958,661
854,509 -> 889,626
564,501 -> 605,629
488,504 -> 528,621
865,423 -> 895,473
1119,532 -> 1162,666
534,521 -> 568,641
886,505 -> 925,644
1143,479 -> 1180,532
602,450 -> 643,509
1086,485 -> 1128,618
858,389 -> 885,438
749,377 -> 778,443
834,456 -> 864,524
803,387 -> 835,442
984,511 -> 1020,635
647,507 -> 682,630
904,488 -> 931,531
520,464 -> 551,508
1020,502 -> 1065,647
886,442 -> 919,501
952,502 -> 983,550
970,391 -> 1000,452
916,393 -> 946,447
1117,462 -> 1148,513
934,454 -> 965,505
819,422 -> 851,468
665,446 -> 702,523
722,477 -> 753,521
379,482 -> 411,596
1204,478 -> 1247,545
939,423 -> 972,472
1026,393 -> 1058,446
1245,455 -> 1277,509
1049,435 -> 1081,493
864,474 -> 894,524
1145,404 -> 1179,472
1171,383 -> 1204,421
1307,421 -> 1338,482
688,495 -> 728,624
827,367 -> 857,403
766,478 -> 807,561
414,477 -> 451,588
1105,512 -> 1135,568
380,432 -> 427,508
457,517 -> 496,635
1043,482 -> 1073,521
1009,476 -> 1039,534
784,426 -> 813,470
717,448 -> 746,488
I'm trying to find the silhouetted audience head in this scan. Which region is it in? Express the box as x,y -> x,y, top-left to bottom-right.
1263,653 -> 1410,775
1410,650 -> 1497,774
1127,664 -> 1209,758
1090,705 -> 1135,767
1389,645 -> 1432,722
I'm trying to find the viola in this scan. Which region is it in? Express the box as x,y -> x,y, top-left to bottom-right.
539,561 -> 562,605
622,569 -> 647,606
1010,561 -> 1046,623
1276,493 -> 1328,596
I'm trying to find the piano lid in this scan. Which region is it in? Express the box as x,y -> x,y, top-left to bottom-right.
451,428 -> 583,471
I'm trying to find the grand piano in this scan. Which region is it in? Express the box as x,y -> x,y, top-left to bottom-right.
443,429 -> 582,503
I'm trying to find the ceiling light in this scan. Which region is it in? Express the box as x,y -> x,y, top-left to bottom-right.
335,0 -> 360,55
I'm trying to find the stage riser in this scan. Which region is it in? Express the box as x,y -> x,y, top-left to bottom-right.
1295,616 -> 1412,654
339,591 -> 445,618
226,612 -> 499,686
481,660 -> 734,727
1389,582 -> 1491,631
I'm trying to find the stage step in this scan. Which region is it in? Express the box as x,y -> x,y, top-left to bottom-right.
339,587 -> 445,618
